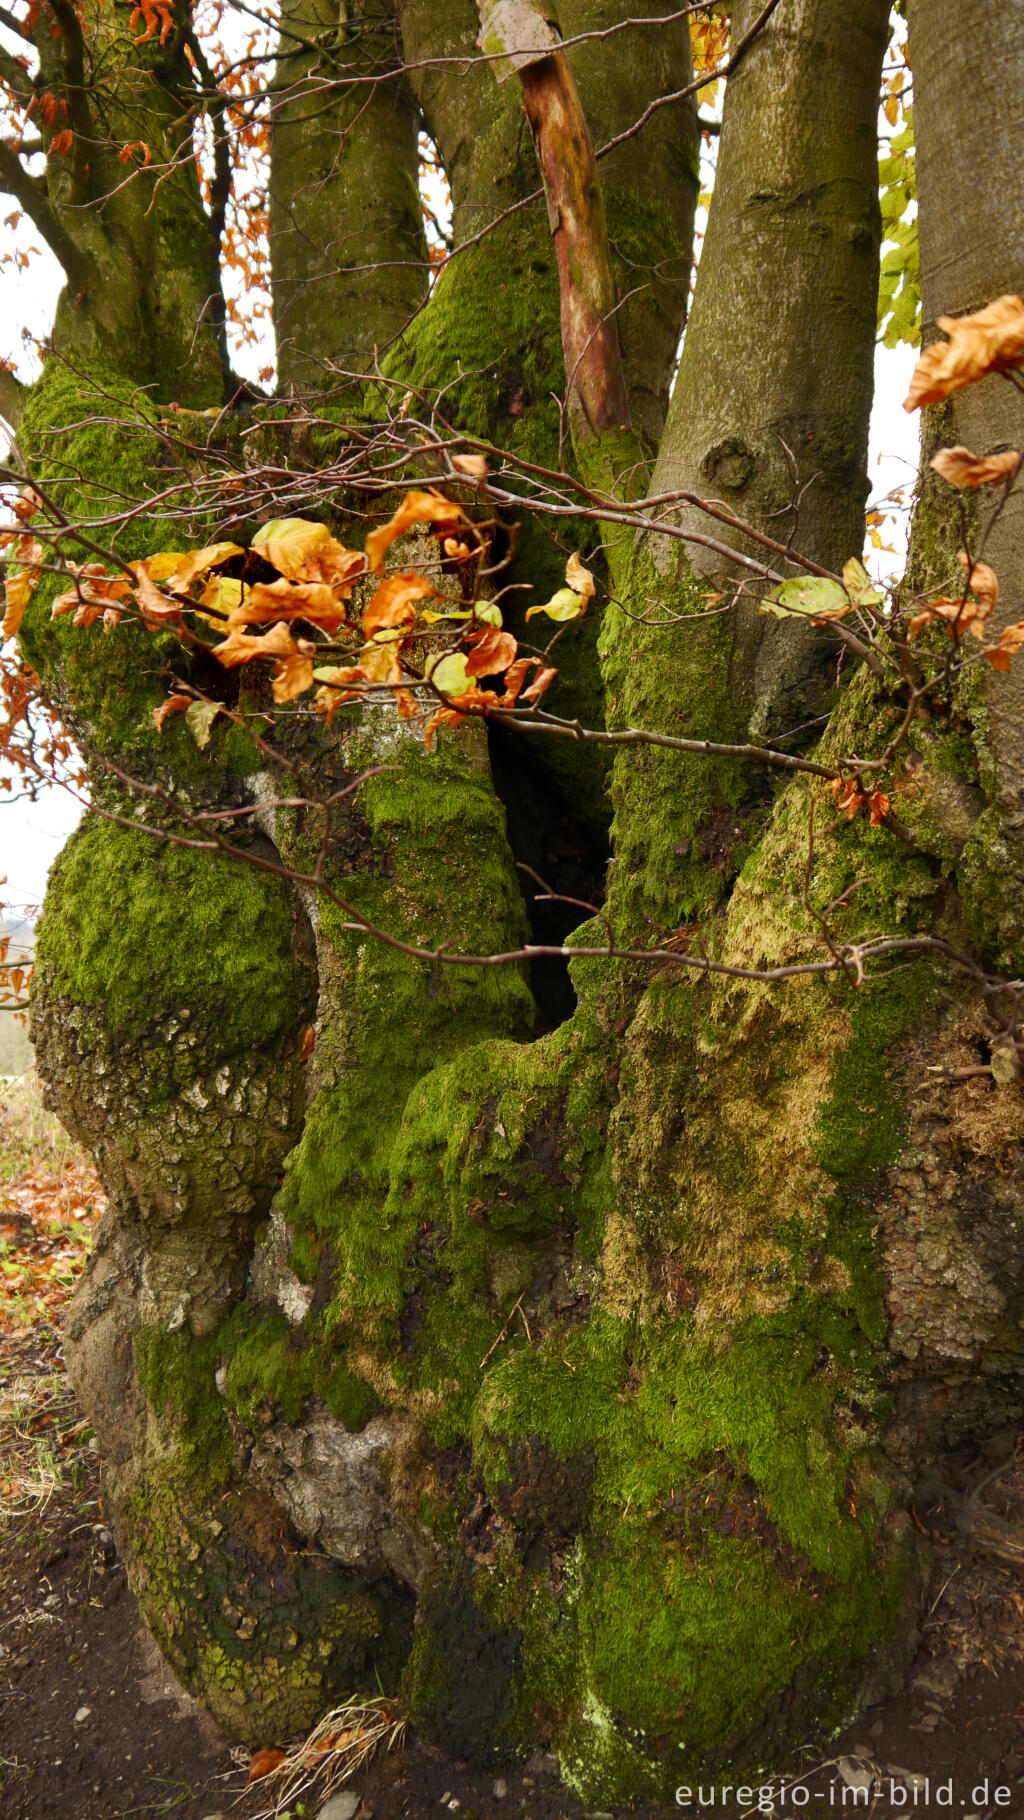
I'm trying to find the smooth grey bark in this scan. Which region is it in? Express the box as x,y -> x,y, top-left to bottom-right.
270,0 -> 428,384
655,0 -> 890,738
908,0 -> 1024,879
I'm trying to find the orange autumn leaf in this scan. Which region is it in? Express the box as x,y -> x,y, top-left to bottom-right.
130,0 -> 174,44
133,568 -> 184,627
959,552 -> 999,611
213,620 -> 303,668
313,666 -> 367,720
252,518 -> 365,594
364,490 -> 470,574
247,1748 -> 287,1783
152,693 -> 191,730
565,551 -> 596,605
213,619 -> 316,700
498,656 -> 540,704
451,452 -> 489,481
49,128 -> 73,157
520,664 -> 557,703
161,541 -> 244,592
229,577 -> 351,634
3,565 -> 37,639
464,625 -> 518,678
830,776 -> 866,820
930,446 -> 1021,489
361,572 -> 434,637
982,620 -> 1024,672
299,1025 -> 315,1063
867,789 -> 890,827
904,295 -> 1024,411
271,649 -> 316,703
423,705 -> 465,750
51,562 -> 133,629
907,595 -> 990,639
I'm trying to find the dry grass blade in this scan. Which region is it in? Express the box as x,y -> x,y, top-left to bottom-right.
242,1695 -> 407,1819
0,1369 -> 84,1518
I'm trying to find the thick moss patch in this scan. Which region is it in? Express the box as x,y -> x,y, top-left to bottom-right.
37,816 -> 304,1048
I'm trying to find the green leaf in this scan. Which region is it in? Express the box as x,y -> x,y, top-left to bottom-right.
428,652 -> 472,696
759,577 -> 851,621
185,699 -> 221,750
842,558 -> 884,609
525,587 -> 585,623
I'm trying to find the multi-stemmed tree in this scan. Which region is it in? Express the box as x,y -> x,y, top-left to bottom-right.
2,0 -> 1024,1799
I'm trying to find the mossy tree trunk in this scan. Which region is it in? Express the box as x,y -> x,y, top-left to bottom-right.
9,0 -> 1024,1800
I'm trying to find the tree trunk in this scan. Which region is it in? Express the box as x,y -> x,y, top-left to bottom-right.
10,0 -> 1024,1803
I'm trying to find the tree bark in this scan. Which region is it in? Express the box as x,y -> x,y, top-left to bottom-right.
269,0 -> 428,386
907,0 -> 1024,970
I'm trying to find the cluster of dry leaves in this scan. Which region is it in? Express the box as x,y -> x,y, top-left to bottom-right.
3,477 -> 596,754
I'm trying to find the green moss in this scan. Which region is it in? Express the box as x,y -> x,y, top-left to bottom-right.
812,960 -> 931,1181
125,1456 -> 395,1743
600,537 -> 756,937
462,1306 -> 901,1797
133,1327 -> 235,1481
217,1306 -> 380,1432
37,816 -> 304,1048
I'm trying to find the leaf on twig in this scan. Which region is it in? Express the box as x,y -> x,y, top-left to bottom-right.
959,552 -> 999,611
152,693 -> 191,731
253,518 -> 365,594
185,699 -> 222,749
364,491 -> 470,574
3,566 -> 36,639
361,572 -> 434,637
464,625 -> 518,678
930,446 -> 1021,489
759,576 -> 851,621
452,453 -> 489,481
982,621 -> 1024,672
526,551 -> 595,623
907,596 -> 989,639
841,558 -> 884,609
230,577 -> 351,634
213,620 -> 316,702
904,295 -> 1024,410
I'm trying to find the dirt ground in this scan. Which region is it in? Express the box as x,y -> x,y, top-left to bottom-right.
4,1076 -> 1024,1820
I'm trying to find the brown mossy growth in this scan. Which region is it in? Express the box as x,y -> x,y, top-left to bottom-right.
875,1000 -> 1024,1453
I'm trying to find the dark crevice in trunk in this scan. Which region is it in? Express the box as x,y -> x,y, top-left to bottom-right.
487,723 -> 610,1033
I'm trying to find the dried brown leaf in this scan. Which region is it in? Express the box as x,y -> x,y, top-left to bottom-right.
930,446 -> 1021,489
904,295 -> 1024,410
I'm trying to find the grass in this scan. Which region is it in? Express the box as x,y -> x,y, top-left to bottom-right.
246,1694 -> 408,1819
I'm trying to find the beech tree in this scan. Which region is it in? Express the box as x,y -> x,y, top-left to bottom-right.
2,0 -> 1024,1800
